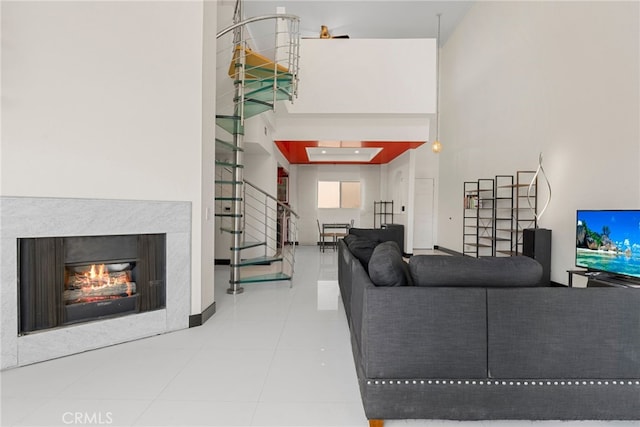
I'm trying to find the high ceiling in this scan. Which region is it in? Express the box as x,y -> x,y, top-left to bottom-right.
242,1 -> 475,164
243,1 -> 474,45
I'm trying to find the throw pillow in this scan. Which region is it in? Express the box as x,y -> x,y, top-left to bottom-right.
344,235 -> 378,269
368,241 -> 412,287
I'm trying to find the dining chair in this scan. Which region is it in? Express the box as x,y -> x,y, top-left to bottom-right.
317,219 -> 336,252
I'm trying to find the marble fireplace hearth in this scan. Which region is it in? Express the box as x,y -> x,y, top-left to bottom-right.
1,197 -> 191,369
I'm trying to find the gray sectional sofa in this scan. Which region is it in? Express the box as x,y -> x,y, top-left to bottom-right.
338,229 -> 640,426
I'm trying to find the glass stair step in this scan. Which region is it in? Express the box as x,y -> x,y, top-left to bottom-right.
215,180 -> 243,185
220,227 -> 243,235
234,272 -> 292,284
236,97 -> 273,110
214,197 -> 242,201
241,77 -> 294,88
215,160 -> 243,168
215,138 -> 243,152
234,65 -> 293,80
232,255 -> 283,267
227,46 -> 291,80
231,241 -> 266,250
215,115 -> 243,135
242,101 -> 273,120
244,85 -> 292,102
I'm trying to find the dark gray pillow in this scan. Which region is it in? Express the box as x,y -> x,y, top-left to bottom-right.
368,241 -> 411,287
409,255 -> 543,287
348,228 -> 384,243
344,235 -> 378,268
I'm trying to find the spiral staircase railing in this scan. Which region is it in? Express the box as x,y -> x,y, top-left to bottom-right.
215,10 -> 300,294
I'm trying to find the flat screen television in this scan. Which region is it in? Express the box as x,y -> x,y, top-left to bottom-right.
576,209 -> 640,279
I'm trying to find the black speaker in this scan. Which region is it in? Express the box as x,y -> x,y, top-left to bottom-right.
523,228 -> 551,285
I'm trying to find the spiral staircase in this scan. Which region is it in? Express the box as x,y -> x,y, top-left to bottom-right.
215,5 -> 300,294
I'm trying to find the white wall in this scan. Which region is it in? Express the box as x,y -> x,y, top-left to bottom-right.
274,114 -> 431,142
201,1 -> 218,311
383,151 -> 411,225
288,39 -> 436,115
379,143 -> 439,253
437,1 -> 639,285
296,164 -> 381,245
1,1 -> 214,314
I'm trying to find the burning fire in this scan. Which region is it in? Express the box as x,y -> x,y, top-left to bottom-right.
74,264 -> 133,297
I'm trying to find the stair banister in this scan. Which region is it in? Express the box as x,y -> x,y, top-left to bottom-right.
215,8 -> 300,293
243,179 -> 300,219
229,15 -> 245,292
216,14 -> 300,40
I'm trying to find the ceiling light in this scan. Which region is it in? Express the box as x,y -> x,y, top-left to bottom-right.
305,147 -> 382,162
432,13 -> 442,154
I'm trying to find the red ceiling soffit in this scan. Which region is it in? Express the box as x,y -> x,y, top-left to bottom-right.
274,141 -> 425,165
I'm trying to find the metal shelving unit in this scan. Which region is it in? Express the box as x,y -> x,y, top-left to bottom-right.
463,179 -> 495,257
374,201 -> 394,228
463,172 -> 538,258
494,175 -> 515,256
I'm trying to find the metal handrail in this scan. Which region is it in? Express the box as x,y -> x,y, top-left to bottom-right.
217,14 -> 301,40
243,179 -> 300,218
215,9 -> 300,293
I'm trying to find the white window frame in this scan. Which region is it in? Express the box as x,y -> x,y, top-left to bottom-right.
317,180 -> 361,209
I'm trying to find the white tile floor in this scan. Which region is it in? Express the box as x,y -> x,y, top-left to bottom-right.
1,246 -> 636,427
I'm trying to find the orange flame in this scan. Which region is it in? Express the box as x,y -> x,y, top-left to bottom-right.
75,264 -> 130,290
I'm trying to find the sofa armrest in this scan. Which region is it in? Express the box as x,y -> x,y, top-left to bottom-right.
488,288 -> 640,379
337,240 -> 352,319
361,284 -> 488,379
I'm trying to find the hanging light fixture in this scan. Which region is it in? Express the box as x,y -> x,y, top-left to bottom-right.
432,13 -> 442,154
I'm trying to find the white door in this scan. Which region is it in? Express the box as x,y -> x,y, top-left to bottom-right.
413,178 -> 434,249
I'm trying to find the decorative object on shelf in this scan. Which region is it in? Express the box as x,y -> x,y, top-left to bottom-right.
432,13 -> 443,154
318,25 -> 349,39
528,152 -> 551,224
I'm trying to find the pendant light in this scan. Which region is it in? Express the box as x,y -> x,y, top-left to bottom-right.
432,13 -> 442,154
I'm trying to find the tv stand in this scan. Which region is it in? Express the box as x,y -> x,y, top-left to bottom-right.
566,269 -> 640,288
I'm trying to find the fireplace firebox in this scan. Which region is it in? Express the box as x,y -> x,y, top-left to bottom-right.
18,234 -> 166,334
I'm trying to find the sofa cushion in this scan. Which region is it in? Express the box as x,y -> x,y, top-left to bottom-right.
487,287 -> 640,379
343,234 -> 378,269
368,241 -> 412,287
409,255 -> 543,287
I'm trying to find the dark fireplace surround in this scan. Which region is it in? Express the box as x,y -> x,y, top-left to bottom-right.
18,234 -> 166,334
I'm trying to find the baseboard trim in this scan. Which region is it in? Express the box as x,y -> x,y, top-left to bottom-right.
433,245 -> 464,256
189,301 -> 216,327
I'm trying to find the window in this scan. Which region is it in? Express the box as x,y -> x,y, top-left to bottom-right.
318,181 -> 361,208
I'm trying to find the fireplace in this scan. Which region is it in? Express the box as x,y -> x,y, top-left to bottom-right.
19,234 -> 166,334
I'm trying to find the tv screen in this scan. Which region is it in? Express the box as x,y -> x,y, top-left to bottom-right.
576,210 -> 640,279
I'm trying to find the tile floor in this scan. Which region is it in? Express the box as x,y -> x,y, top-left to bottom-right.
1,246 -> 636,426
